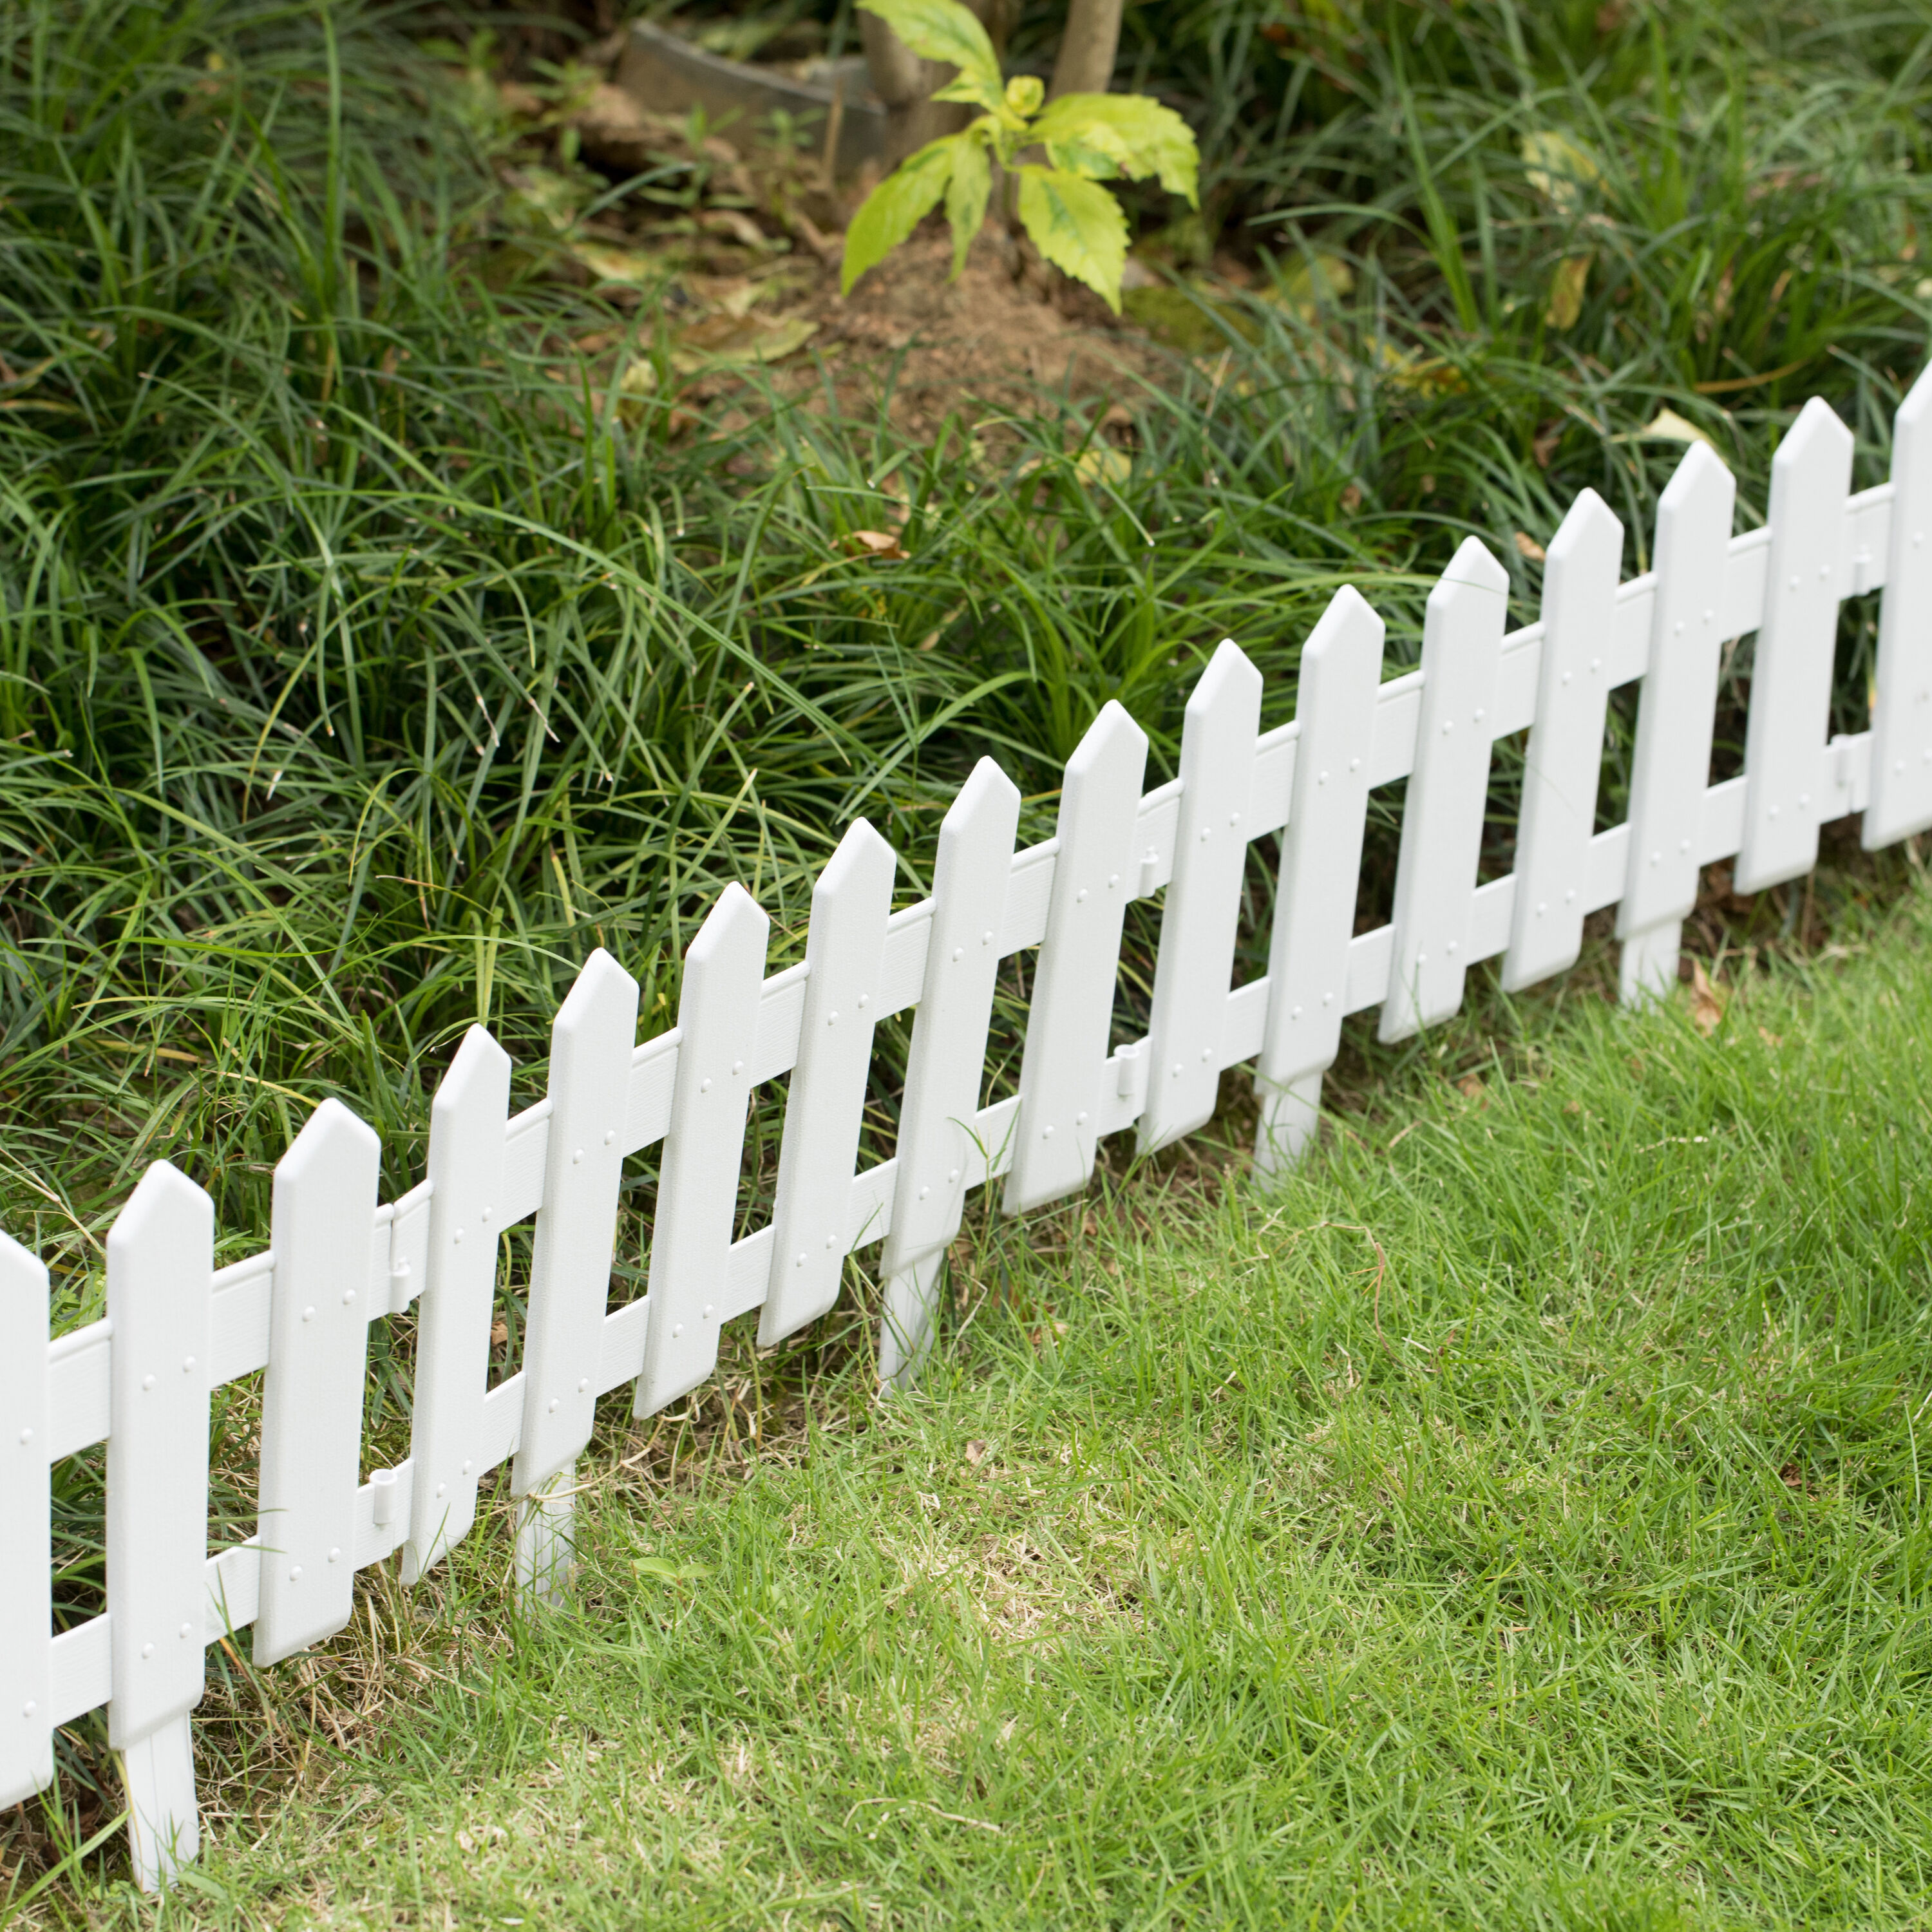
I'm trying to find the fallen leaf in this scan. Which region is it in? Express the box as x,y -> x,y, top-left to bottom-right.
964,1439 -> 989,1467
1545,250 -> 1592,329
1456,1073 -> 1486,1102
1513,531 -> 1548,562
1564,1099 -> 1582,1115
845,529 -> 904,559
1614,406 -> 1717,451
699,208 -> 778,252
1074,445 -> 1132,487
1521,130 -> 1602,213
491,1319 -> 509,1347
670,311 -> 819,375
1532,419 -> 1562,468
1688,960 -> 1727,1035
1340,483 -> 1363,514
1759,1025 -> 1784,1047
613,359 -> 658,427
569,241 -> 664,289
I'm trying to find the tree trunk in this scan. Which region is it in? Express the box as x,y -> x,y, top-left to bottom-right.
1047,0 -> 1122,97
862,0 -> 1009,169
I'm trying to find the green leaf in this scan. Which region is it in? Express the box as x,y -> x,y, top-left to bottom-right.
1027,93 -> 1199,205
841,137 -> 958,294
945,132 -> 991,279
857,0 -> 1004,111
1016,166 -> 1128,314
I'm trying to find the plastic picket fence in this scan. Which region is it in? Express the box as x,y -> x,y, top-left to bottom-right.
8,370 -> 1932,1889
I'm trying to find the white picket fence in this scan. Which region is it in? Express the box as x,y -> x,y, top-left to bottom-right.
8,372 -> 1932,1889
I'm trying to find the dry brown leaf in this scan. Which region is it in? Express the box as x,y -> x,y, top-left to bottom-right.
964,1439 -> 989,1467
845,529 -> 904,559
1689,959 -> 1727,1035
699,208 -> 776,252
1455,1073 -> 1486,1103
490,1319 -> 509,1347
1513,531 -> 1548,562
1340,483 -> 1364,514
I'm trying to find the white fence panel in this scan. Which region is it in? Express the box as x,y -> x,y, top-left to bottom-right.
878,757 -> 1021,1386
13,374 -> 1932,1893
254,1100 -> 381,1663
1380,538 -> 1510,1042
1005,701 -> 1148,1211
1737,397 -> 1856,892
0,1231 -> 51,1811
1615,444 -> 1738,1002
405,1027 -> 512,1584
1139,639 -> 1264,1153
761,819 -> 896,1345
512,947 -> 638,1601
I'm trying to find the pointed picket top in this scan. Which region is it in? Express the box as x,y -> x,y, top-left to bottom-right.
0,1228 -> 52,1811
1868,359 -> 1932,848
254,1098 -> 381,1665
1139,638 -> 1262,1152
1503,486 -> 1624,991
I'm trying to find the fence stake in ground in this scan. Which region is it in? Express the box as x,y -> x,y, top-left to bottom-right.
762,819 -> 897,1345
636,885 -> 770,1416
254,1101 -> 382,1662
1504,489 -> 1624,990
1616,442 -> 1738,1003
1737,395 -> 1856,893
1005,701 -> 1148,1212
405,1027 -> 513,1582
0,1231 -> 52,1811
105,1162 -> 213,1889
878,757 -> 1021,1387
1140,639 -> 1264,1153
513,949 -> 638,1602
1866,361 -> 1932,848
1379,538 -> 1509,1042
1253,587 -> 1385,1175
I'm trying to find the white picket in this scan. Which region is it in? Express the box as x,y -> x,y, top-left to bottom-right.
1005,701 -> 1149,1212
636,885 -> 770,1416
1253,588 -> 1385,1174
104,1160 -> 213,1889
1615,443 -> 1738,1003
1379,538 -> 1511,1043
760,819 -> 897,1345
1736,397 -> 1855,893
254,1100 -> 381,1664
404,1026 -> 512,1583
878,757 -> 1022,1387
513,948 -> 639,1600
1867,361 -> 1932,847
1502,489 -> 1624,990
1139,641 -> 1264,1153
0,1231 -> 52,1810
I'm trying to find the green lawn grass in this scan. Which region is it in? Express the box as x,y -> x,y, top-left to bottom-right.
34,892 -> 1919,1929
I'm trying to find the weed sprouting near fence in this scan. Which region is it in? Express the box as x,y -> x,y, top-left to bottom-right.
6,364 -> 1932,1889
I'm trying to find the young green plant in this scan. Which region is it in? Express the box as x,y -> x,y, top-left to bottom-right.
841,0 -> 1199,312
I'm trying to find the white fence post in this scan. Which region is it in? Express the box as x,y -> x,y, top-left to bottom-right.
106,1160 -> 213,1890
1379,538 -> 1510,1043
1502,489 -> 1624,990
1736,396 -> 1855,893
1005,702 -> 1148,1213
404,1027 -> 512,1584
761,820 -> 897,1346
254,1101 -> 381,1664
1139,640 -> 1263,1154
512,949 -> 638,1603
1253,588 -> 1384,1175
1616,443 -> 1738,1003
1866,362 -> 1932,847
0,1231 -> 52,1812
878,757 -> 1021,1387
635,884 -> 769,1417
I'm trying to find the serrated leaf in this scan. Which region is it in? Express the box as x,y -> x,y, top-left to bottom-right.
1045,126 -> 1130,180
1017,166 -> 1128,314
857,0 -> 1004,110
1027,93 -> 1199,205
945,133 -> 991,279
842,137 -> 959,294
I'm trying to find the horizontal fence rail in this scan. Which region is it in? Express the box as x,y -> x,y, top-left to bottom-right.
7,372 -> 1932,1888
